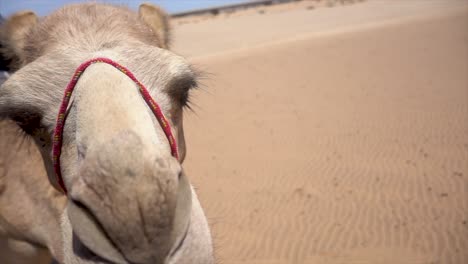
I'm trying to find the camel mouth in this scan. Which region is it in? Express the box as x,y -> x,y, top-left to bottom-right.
68,199 -> 128,264
69,196 -> 192,264
67,169 -> 192,264
72,232 -> 115,264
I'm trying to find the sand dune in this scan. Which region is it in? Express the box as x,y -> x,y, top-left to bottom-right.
173,0 -> 467,58
175,1 -> 468,263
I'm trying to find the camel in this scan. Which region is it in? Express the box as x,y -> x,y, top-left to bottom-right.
0,3 -> 214,264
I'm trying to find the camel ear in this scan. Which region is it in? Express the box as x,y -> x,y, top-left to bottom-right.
0,11 -> 38,70
138,3 -> 170,49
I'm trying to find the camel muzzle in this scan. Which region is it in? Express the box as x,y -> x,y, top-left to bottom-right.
66,130 -> 191,264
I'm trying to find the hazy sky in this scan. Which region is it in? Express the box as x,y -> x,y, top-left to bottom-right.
0,0 -> 248,17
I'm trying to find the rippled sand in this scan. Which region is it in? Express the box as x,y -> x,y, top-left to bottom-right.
177,1 -> 468,263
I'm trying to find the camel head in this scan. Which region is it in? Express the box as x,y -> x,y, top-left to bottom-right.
0,3 -> 213,264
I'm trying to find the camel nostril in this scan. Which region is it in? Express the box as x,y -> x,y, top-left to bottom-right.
70,199 -> 91,215
69,199 -> 103,230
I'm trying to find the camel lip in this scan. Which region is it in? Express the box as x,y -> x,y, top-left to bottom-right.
72,230 -> 124,264
69,194 -> 190,264
168,218 -> 191,259
74,239 -> 115,264
68,198 -> 128,264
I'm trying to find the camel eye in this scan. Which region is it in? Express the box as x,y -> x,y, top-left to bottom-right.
10,110 -> 42,135
167,75 -> 197,109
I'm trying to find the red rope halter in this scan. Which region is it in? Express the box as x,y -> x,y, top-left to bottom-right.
52,58 -> 179,194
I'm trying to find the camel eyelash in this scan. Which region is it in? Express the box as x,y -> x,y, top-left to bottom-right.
167,76 -> 198,109
181,91 -> 194,110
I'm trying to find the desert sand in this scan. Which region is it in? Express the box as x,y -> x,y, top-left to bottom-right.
175,1 -> 468,263
1,0 -> 467,263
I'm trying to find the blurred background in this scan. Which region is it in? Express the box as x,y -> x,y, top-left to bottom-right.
1,0 -> 251,16
1,0 -> 468,263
